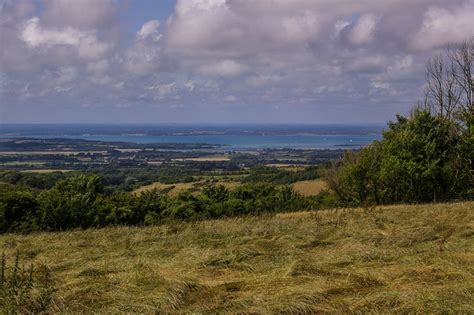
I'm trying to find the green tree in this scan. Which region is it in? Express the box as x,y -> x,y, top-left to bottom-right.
332,109 -> 472,205
0,184 -> 39,232
38,175 -> 103,230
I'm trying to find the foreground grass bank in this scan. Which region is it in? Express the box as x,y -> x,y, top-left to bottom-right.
1,202 -> 473,312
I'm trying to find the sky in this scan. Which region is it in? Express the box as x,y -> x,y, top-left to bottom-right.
1,0 -> 473,124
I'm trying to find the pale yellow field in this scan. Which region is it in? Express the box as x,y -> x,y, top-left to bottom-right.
114,148 -> 142,153
19,169 -> 73,173
172,156 -> 231,162
133,180 -> 240,195
135,178 -> 324,196
292,179 -> 328,196
133,182 -> 193,195
265,164 -> 307,171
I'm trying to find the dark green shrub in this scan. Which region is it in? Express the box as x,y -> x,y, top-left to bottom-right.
0,185 -> 39,233
38,175 -> 103,230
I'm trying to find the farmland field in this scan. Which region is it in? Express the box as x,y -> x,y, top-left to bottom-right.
133,180 -> 241,195
19,169 -> 73,173
292,179 -> 328,196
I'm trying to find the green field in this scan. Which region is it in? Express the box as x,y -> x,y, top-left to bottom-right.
1,201 -> 472,313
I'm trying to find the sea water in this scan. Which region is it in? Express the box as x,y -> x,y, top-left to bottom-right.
0,124 -> 383,150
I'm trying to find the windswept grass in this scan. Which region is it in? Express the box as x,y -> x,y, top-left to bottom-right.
0,202 -> 473,313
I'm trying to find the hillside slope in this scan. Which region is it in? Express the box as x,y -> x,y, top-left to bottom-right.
1,202 -> 473,313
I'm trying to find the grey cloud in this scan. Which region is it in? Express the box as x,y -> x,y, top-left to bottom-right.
198,59 -> 247,77
41,0 -> 116,29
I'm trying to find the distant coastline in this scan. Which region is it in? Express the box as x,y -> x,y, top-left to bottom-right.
0,124 -> 382,150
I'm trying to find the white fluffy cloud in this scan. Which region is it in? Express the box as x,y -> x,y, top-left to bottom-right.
137,20 -> 161,41
21,17 -> 82,47
410,0 -> 474,50
21,17 -> 109,60
123,24 -> 164,77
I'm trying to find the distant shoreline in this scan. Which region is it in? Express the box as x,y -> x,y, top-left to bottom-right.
0,124 -> 382,150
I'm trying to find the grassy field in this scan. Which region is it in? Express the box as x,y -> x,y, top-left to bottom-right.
19,169 -> 73,173
0,201 -> 472,313
173,156 -> 231,162
0,151 -> 107,155
292,179 -> 328,196
134,178 -> 326,196
265,164 -> 307,170
0,161 -> 47,166
133,180 -> 240,196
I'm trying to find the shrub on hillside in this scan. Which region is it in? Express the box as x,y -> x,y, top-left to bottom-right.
325,109 -> 473,205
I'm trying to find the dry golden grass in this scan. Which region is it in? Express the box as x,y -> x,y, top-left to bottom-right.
292,179 -> 329,196
173,156 -> 231,162
133,181 -> 240,196
133,181 -> 192,195
265,164 -> 306,171
114,148 -> 142,153
1,201 -> 473,313
19,169 -> 73,173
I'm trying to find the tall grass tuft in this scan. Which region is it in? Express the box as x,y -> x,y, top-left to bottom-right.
0,250 -> 56,313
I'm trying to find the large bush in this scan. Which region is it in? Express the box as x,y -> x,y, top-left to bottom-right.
325,109 -> 473,204
38,175 -> 103,230
0,184 -> 39,233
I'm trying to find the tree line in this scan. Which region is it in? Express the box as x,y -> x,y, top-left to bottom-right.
0,175 -> 337,233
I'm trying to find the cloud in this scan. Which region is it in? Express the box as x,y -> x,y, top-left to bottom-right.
184,80 -> 195,91
147,82 -> 177,99
137,20 -> 161,41
349,14 -> 378,45
1,0 -> 473,123
21,17 -> 109,60
280,10 -> 321,44
410,0 -> 474,50
334,20 -> 351,35
41,0 -> 115,29
122,20 -> 165,76
166,0 -> 323,57
246,74 -> 282,87
21,17 -> 81,47
198,59 -> 247,77
347,55 -> 388,73
86,60 -> 108,75
223,95 -> 236,102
